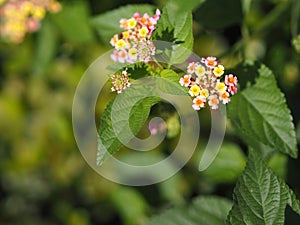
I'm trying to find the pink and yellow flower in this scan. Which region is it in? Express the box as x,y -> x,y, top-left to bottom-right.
179,57 -> 238,110
179,75 -> 192,87
189,85 -> 201,96
215,82 -> 227,93
110,9 -> 160,64
0,0 -> 61,43
192,96 -> 206,110
195,65 -> 206,77
220,91 -> 230,104
225,74 -> 238,86
208,95 -> 219,109
187,62 -> 198,73
111,70 -> 131,94
213,65 -> 224,77
202,56 -> 218,68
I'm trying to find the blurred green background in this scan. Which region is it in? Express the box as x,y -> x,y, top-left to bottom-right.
0,0 -> 300,224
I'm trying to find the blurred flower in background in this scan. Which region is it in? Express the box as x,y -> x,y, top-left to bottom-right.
0,0 -> 61,43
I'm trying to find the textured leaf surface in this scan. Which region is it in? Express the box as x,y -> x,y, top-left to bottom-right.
228,64 -> 297,158
153,3 -> 193,65
91,4 -> 155,43
146,196 -> 232,225
226,149 -> 300,225
157,70 -> 187,95
97,81 -> 159,165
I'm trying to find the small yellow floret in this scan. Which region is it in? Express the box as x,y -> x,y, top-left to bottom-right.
195,65 -> 206,76
200,89 -> 209,98
122,31 -> 130,39
213,65 -> 224,77
31,6 -> 46,20
216,82 -> 227,93
139,27 -> 148,38
128,48 -> 137,58
21,1 -> 33,15
189,85 -> 201,96
127,18 -> 137,29
116,39 -> 126,49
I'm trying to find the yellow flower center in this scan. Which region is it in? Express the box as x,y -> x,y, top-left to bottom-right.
216,82 -> 226,93
127,18 -> 137,29
213,65 -> 224,77
122,31 -> 130,39
139,27 -> 148,38
129,48 -> 137,57
31,6 -> 45,19
116,39 -> 126,49
195,65 -> 205,76
200,89 -> 209,98
190,85 -> 200,96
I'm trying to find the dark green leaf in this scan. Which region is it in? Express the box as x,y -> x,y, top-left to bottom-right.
228,64 -> 298,158
33,19 -> 58,75
146,196 -> 232,225
226,149 -> 300,225
97,81 -> 160,165
110,187 -> 149,225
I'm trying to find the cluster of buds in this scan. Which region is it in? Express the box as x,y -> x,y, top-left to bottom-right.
110,9 -> 160,63
111,70 -> 131,94
180,57 -> 238,110
0,0 -> 61,43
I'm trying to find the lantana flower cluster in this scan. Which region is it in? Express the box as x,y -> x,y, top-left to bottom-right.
110,9 -> 160,63
180,57 -> 238,110
0,0 -> 61,43
111,70 -> 131,94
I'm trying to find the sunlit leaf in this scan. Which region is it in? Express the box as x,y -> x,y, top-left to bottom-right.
97,82 -> 160,165
228,64 -> 298,158
153,3 -> 193,65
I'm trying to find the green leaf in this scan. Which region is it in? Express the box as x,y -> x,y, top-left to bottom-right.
32,19 -> 58,75
146,196 -> 232,225
97,81 -> 160,165
226,149 -> 300,225
202,143 -> 246,183
157,69 -> 187,95
110,187 -> 149,225
267,153 -> 287,179
50,1 -> 95,43
91,4 -> 155,43
228,64 -> 298,158
153,3 -> 193,65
